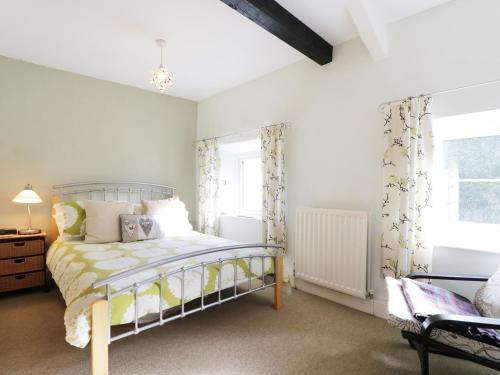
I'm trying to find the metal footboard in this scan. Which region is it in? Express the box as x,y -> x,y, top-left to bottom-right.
90,243 -> 284,375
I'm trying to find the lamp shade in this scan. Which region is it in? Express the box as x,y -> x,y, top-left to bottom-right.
12,184 -> 42,204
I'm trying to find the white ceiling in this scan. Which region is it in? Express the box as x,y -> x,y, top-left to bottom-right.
277,0 -> 452,46
0,0 -> 452,101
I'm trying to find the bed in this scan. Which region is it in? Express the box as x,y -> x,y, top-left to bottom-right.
48,182 -> 284,375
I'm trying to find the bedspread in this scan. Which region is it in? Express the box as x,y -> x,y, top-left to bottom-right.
46,231 -> 274,348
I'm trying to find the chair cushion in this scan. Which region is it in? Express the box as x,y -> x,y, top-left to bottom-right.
401,278 -> 500,346
385,277 -> 500,363
386,276 -> 421,334
401,278 -> 480,322
475,268 -> 500,318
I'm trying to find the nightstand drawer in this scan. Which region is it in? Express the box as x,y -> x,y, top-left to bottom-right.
0,255 -> 44,276
0,239 -> 44,259
0,271 -> 44,292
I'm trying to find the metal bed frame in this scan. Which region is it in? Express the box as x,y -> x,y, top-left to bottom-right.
53,181 -> 177,202
50,182 -> 284,375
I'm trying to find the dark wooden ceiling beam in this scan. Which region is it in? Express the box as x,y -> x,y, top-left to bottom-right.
221,0 -> 333,65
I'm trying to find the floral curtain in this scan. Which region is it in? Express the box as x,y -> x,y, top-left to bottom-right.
196,138 -> 220,236
381,96 -> 434,278
261,124 -> 287,249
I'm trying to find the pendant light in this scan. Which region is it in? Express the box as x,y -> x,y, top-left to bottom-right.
150,38 -> 173,92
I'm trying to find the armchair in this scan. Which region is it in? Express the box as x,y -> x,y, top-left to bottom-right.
386,273 -> 500,375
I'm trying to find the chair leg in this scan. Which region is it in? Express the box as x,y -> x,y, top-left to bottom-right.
417,345 -> 430,375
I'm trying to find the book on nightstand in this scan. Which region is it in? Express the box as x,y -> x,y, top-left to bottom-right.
0,229 -> 18,236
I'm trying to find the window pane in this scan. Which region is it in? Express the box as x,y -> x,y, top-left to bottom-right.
459,182 -> 500,224
241,157 -> 262,213
442,135 -> 500,225
444,135 -> 500,179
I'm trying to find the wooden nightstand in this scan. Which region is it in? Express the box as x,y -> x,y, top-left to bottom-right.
0,232 -> 47,293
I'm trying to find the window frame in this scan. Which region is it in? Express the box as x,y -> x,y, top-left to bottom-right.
433,110 -> 500,253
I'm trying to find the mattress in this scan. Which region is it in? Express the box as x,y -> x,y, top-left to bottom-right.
47,231 -> 274,348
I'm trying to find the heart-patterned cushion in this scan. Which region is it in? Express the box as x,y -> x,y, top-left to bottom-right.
139,217 -> 153,236
120,214 -> 160,242
123,219 -> 137,237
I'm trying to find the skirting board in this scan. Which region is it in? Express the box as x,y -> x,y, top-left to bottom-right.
295,278 -> 388,319
373,299 -> 388,319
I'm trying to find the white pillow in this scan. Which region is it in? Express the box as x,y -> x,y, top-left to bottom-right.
84,200 -> 135,244
132,203 -> 143,215
474,268 -> 500,318
142,197 -> 193,237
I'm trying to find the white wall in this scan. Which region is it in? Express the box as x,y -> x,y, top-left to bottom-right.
197,0 -> 500,305
0,56 -> 197,241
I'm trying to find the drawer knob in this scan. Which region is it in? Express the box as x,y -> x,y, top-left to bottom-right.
15,274 -> 26,280
14,258 -> 26,264
13,242 -> 26,247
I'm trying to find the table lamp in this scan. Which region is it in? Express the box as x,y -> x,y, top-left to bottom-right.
12,184 -> 43,235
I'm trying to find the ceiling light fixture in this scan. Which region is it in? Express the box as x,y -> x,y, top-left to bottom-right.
150,38 -> 173,92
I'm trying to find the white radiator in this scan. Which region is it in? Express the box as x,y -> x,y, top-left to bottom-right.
295,207 -> 370,299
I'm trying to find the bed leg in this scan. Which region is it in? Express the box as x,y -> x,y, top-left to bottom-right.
92,300 -> 109,375
274,255 -> 283,311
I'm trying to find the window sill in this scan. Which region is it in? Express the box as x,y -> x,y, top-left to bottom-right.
434,241 -> 500,254
433,222 -> 500,254
220,213 -> 262,221
435,233 -> 500,254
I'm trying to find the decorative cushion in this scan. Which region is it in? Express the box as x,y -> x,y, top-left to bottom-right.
475,268 -> 500,318
142,197 -> 193,236
84,200 -> 135,243
53,201 -> 86,241
120,214 -> 161,243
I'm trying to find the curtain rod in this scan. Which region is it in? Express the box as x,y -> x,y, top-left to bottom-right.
378,78 -> 500,112
194,122 -> 290,144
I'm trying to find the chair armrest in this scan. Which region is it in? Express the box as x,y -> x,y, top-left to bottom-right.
407,272 -> 490,282
421,314 -> 500,347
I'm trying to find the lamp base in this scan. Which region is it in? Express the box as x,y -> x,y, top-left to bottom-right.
18,228 -> 42,235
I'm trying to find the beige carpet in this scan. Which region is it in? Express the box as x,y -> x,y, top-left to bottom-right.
1,287 -> 496,375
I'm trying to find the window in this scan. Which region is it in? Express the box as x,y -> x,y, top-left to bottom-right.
239,156 -> 262,215
443,136 -> 500,223
433,109 -> 500,252
219,138 -> 262,218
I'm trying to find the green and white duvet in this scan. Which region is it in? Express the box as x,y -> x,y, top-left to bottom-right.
46,232 -> 274,348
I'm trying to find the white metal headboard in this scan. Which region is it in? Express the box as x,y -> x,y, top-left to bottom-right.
52,181 -> 176,202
